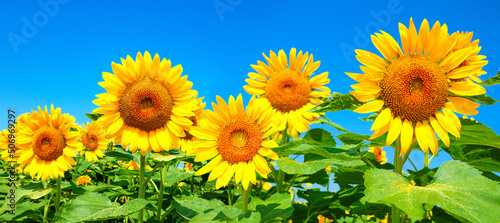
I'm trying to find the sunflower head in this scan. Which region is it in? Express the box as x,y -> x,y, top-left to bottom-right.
348,18 -> 486,156
448,31 -> 488,83
93,51 -> 199,156
179,91 -> 206,153
368,147 -> 387,164
16,105 -> 81,181
79,121 -> 107,161
0,127 -> 20,162
189,94 -> 280,190
244,48 -> 331,136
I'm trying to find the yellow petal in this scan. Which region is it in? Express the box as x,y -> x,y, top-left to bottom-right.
353,100 -> 384,114
429,117 -> 450,147
400,119 -> 414,156
370,108 -> 392,131
195,155 -> 222,176
208,160 -> 228,181
386,116 -> 402,146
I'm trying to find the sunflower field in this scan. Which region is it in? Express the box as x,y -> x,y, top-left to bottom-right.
1,17 -> 500,223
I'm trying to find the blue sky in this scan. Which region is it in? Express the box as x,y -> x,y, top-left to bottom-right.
1,1 -> 499,183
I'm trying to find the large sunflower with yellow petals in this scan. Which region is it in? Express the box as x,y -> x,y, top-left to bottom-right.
348,18 -> 486,156
16,105 -> 81,181
189,94 -> 279,190
179,91 -> 206,153
244,48 -> 331,136
93,52 -> 199,156
79,121 -> 108,161
448,31 -> 488,83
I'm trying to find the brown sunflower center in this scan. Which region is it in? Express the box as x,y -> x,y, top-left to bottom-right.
119,76 -> 173,132
82,133 -> 98,151
32,125 -> 66,161
265,69 -> 311,113
380,54 -> 448,121
217,119 -> 262,164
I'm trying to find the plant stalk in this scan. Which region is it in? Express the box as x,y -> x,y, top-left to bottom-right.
157,164 -> 166,221
391,137 -> 402,223
241,183 -> 252,215
138,154 -> 146,223
55,176 -> 61,213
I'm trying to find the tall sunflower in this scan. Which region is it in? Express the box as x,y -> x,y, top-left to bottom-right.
189,94 -> 279,189
348,18 -> 486,156
79,121 -> 107,161
179,91 -> 206,153
244,48 -> 331,136
16,105 -> 81,181
448,31 -> 488,83
93,52 -> 199,155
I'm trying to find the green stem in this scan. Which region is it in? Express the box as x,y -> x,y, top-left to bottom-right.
138,154 -> 146,223
55,176 -> 61,213
408,157 -> 418,172
422,152 -> 429,186
275,124 -> 289,192
227,182 -> 233,206
157,164 -> 166,221
391,137 -> 402,223
241,183 -> 252,215
285,175 -> 298,191
362,156 -> 377,168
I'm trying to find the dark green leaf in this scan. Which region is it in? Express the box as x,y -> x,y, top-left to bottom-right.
105,150 -> 135,161
164,167 -> 196,187
309,92 -> 362,113
278,156 -> 364,175
303,128 -> 336,147
55,193 -> 116,223
82,199 -> 149,221
465,94 -> 499,105
172,195 -> 240,220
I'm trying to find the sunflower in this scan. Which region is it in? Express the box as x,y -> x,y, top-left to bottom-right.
244,48 -> 331,136
16,105 -> 81,181
189,94 -> 279,189
368,147 -> 387,164
93,52 -> 199,156
179,91 -> 206,153
348,18 -> 486,156
0,128 -> 17,162
77,175 -> 92,185
448,31 -> 488,83
79,121 -> 107,161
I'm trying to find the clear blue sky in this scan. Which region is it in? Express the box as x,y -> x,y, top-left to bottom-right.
1,1 -> 499,178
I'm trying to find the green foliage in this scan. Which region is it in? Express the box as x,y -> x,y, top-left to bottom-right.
172,195 -> 240,221
479,70 -> 500,87
444,118 -> 500,172
362,160 -> 500,222
248,192 -> 294,222
278,156 -> 364,175
85,112 -> 104,121
309,92 -> 362,113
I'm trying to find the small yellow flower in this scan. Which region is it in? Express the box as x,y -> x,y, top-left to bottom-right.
77,175 -> 92,185
262,182 -> 272,191
121,196 -> 127,203
178,182 -> 186,187
305,183 -> 312,187
122,160 -> 139,170
324,166 -> 332,172
368,147 -> 387,164
317,214 -> 333,222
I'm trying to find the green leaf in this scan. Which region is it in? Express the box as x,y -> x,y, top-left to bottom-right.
164,167 -> 196,187
361,160 -> 500,222
55,193 -> 117,223
303,128 -> 336,147
82,199 -> 149,221
360,113 -> 377,121
0,188 -> 52,214
248,192 -> 293,223
150,149 -> 188,163
85,112 -> 104,121
0,200 -> 47,221
278,156 -> 364,175
172,195 -> 241,221
479,71 -> 500,87
230,211 -> 261,223
309,92 -> 362,113
466,94 -> 499,105
105,149 -> 135,161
